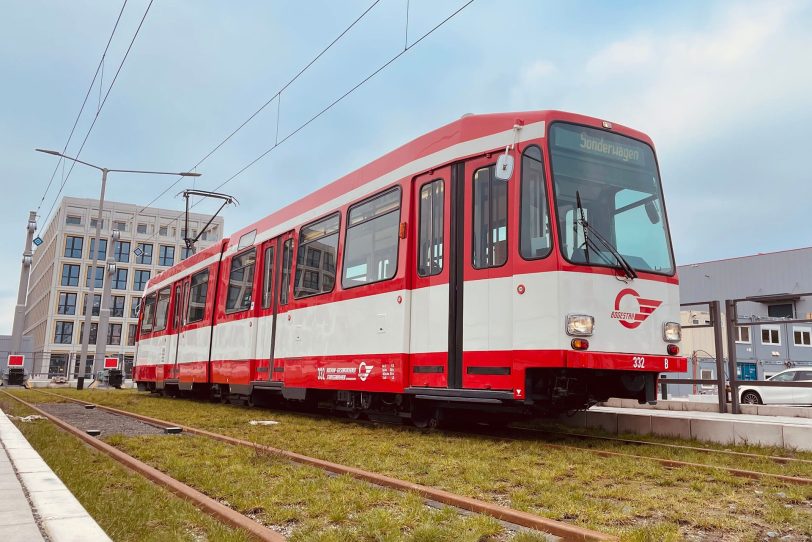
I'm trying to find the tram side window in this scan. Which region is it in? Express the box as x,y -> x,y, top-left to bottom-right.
342,188 -> 401,288
418,179 -> 444,277
280,239 -> 293,305
153,288 -> 171,332
520,145 -> 551,260
262,246 -> 275,309
472,165 -> 508,268
140,294 -> 156,334
226,248 -> 257,313
294,213 -> 339,298
187,270 -> 209,323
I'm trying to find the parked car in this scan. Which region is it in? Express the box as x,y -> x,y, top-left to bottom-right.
739,368 -> 812,405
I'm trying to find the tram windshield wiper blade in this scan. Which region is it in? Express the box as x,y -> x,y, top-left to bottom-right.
575,191 -> 638,281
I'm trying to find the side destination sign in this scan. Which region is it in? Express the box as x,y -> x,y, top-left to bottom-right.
553,124 -> 648,166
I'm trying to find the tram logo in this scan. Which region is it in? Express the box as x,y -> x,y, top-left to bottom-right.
611,288 -> 662,329
358,362 -> 373,382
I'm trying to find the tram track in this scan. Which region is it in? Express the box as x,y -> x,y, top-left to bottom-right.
506,425 -> 812,466
1,390 -> 285,542
36,389 -> 812,488
21,389 -> 617,542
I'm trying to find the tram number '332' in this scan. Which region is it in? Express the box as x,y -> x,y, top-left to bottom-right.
632,357 -> 669,369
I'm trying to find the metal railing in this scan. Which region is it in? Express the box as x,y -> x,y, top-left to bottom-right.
660,294 -> 812,414
725,293 -> 812,414
660,300 -> 728,412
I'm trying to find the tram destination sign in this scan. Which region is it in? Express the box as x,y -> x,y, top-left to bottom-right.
553,124 -> 649,167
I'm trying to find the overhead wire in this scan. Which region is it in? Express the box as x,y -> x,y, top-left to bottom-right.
39,0 -> 155,229
33,0 -> 128,217
129,0 -> 475,249
133,0 -> 383,218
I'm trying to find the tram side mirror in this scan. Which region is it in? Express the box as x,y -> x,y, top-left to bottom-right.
644,201 -> 660,224
495,154 -> 514,181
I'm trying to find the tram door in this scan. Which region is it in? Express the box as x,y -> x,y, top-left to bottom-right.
169,278 -> 189,379
410,166 -> 453,387
258,232 -> 294,382
460,155 -> 514,391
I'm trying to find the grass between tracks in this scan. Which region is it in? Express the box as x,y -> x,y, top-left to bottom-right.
0,394 -> 251,542
2,392 -> 544,542
24,388 -> 812,541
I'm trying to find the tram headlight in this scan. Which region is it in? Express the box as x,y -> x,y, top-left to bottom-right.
663,322 -> 681,342
566,314 -> 594,337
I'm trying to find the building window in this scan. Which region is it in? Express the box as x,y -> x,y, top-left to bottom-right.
90,218 -> 104,230
111,296 -> 126,317
135,243 -> 153,265
48,353 -> 68,378
735,326 -> 750,344
136,223 -> 148,234
133,270 -> 151,291
295,213 -> 339,299
85,266 -> 104,288
113,220 -> 127,232
61,264 -> 80,286
114,240 -> 131,263
159,245 -> 175,266
768,303 -> 794,318
112,268 -> 128,290
418,179 -> 444,277
57,292 -> 77,315
80,323 -> 98,345
64,236 -> 83,258
54,321 -> 73,344
188,270 -> 209,323
761,325 -> 781,345
519,145 -> 551,260
180,246 -> 194,260
472,165 -> 508,269
83,294 -> 101,316
107,323 -> 122,345
226,249 -> 256,313
65,215 -> 82,226
159,226 -> 168,236
342,188 -> 401,288
794,327 -> 812,347
89,238 -> 107,260
130,297 -> 141,319
127,323 -> 137,346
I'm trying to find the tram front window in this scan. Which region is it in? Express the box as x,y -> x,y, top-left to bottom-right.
549,123 -> 675,276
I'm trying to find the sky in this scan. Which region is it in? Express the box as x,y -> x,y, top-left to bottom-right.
1,0 -> 811,334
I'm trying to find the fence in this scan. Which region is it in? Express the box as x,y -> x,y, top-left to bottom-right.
661,294 -> 812,414
1,350 -> 133,382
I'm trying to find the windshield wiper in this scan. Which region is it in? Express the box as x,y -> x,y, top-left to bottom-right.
575,190 -> 638,280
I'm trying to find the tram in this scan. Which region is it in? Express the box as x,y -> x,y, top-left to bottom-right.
134,110 -> 687,422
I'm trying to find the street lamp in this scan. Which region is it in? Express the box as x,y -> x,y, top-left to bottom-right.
36,148 -> 201,383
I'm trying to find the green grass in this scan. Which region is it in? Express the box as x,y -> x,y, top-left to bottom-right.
0,394 -> 251,542
3,391 -> 542,541
25,388 -> 812,540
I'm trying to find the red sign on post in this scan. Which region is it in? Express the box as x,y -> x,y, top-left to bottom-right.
104,357 -> 119,370
7,355 -> 24,367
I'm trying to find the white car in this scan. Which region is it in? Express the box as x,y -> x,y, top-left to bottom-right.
739,368 -> 812,405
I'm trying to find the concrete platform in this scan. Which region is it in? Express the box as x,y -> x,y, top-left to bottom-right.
0,409 -> 111,542
560,406 -> 812,451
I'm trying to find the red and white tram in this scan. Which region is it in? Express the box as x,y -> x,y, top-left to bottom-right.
134,110 -> 687,421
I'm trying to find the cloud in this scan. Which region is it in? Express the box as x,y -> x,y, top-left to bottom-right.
511,0 -> 812,151
585,36 -> 654,78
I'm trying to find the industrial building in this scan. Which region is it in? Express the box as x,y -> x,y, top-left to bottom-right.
674,246 -> 812,396
21,197 -> 224,379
